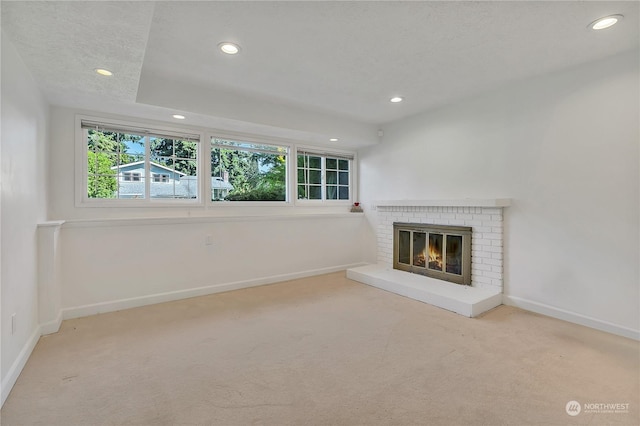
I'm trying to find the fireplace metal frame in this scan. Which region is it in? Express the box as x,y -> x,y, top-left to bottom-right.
393,222 -> 472,285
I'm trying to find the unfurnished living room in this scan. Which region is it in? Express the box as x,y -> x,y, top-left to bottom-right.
1,1 -> 638,425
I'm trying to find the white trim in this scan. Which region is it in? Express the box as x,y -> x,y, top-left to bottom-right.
61,263 -> 368,320
503,295 -> 639,341
39,310 -> 63,336
1,326 -> 41,406
61,212 -> 363,228
375,199 -> 512,208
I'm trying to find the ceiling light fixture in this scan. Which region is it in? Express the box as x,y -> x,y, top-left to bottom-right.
218,42 -> 241,55
172,114 -> 186,120
329,138 -> 339,142
95,68 -> 113,76
589,14 -> 623,30
390,96 -> 403,103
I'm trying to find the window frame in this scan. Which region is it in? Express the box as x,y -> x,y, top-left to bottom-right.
75,115 -> 204,207
76,115 -> 358,209
295,146 -> 356,205
207,131 -> 293,206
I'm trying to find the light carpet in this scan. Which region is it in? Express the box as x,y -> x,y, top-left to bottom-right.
1,272 -> 638,425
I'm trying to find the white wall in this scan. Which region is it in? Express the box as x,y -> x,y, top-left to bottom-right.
46,106 -> 369,319
59,215 -> 367,316
1,33 -> 50,402
359,50 -> 639,337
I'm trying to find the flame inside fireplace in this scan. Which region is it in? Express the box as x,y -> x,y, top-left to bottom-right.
428,245 -> 442,270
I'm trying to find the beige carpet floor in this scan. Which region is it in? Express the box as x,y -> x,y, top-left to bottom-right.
1,271 -> 638,425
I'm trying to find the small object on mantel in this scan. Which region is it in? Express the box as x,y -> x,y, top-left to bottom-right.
350,202 -> 363,213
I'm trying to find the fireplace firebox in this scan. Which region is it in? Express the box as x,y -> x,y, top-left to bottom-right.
393,222 -> 471,285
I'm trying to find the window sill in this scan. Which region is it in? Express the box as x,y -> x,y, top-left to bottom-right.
57,212 -> 364,228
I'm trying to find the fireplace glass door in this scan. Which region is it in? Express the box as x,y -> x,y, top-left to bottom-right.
393,223 -> 471,285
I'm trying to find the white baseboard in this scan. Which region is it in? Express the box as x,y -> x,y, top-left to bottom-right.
503,295 -> 640,341
1,326 -> 41,406
39,310 -> 63,335
62,263 -> 367,321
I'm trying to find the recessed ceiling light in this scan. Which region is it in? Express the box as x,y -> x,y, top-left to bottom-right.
329,138 -> 339,142
172,114 -> 186,120
390,96 -> 403,103
218,42 -> 241,55
95,68 -> 113,76
589,14 -> 623,30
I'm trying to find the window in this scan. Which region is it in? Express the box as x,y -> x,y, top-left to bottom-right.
211,138 -> 288,202
297,150 -> 353,201
81,118 -> 200,203
124,172 -> 141,182
153,173 -> 170,183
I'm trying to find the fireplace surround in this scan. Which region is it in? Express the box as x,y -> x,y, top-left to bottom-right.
347,199 -> 509,317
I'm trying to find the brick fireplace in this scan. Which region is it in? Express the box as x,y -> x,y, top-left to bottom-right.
348,199 -> 510,317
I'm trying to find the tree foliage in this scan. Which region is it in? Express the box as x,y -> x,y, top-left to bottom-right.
211,148 -> 286,201
150,138 -> 198,176
87,151 -> 117,198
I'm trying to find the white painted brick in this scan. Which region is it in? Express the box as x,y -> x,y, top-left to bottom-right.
483,258 -> 502,266
456,213 -> 473,220
465,220 -> 482,226
492,227 -> 503,234
483,233 -> 501,240
440,213 -> 456,219
472,238 -> 491,247
491,252 -> 503,260
491,265 -> 503,273
491,279 -> 502,287
473,275 -> 493,285
485,246 -> 502,253
474,226 -> 492,233
473,264 -> 492,272
491,240 -> 503,247
472,250 -> 491,259
482,208 -> 501,215
484,271 -> 502,279
447,219 -> 465,226
491,215 -> 503,221
472,214 -> 492,221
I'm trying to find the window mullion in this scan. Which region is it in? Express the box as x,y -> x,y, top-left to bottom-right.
144,135 -> 150,201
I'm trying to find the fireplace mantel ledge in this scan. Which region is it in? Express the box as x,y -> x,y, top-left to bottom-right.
374,198 -> 511,208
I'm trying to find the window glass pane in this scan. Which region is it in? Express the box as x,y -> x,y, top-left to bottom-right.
211,138 -> 287,202
308,185 -> 322,199
338,159 -> 349,170
298,185 -> 307,199
326,186 -> 337,200
297,154 -> 306,168
297,169 -> 306,184
309,170 -> 321,184
308,156 -> 321,169
338,186 -> 349,200
338,171 -> 349,185
87,130 -> 145,199
326,171 -> 337,184
326,158 -> 337,170
150,137 -> 198,199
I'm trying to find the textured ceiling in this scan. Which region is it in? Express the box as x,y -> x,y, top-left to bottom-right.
2,1 -> 639,143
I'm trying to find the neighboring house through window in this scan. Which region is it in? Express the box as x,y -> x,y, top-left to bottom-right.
81,117 -> 200,203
